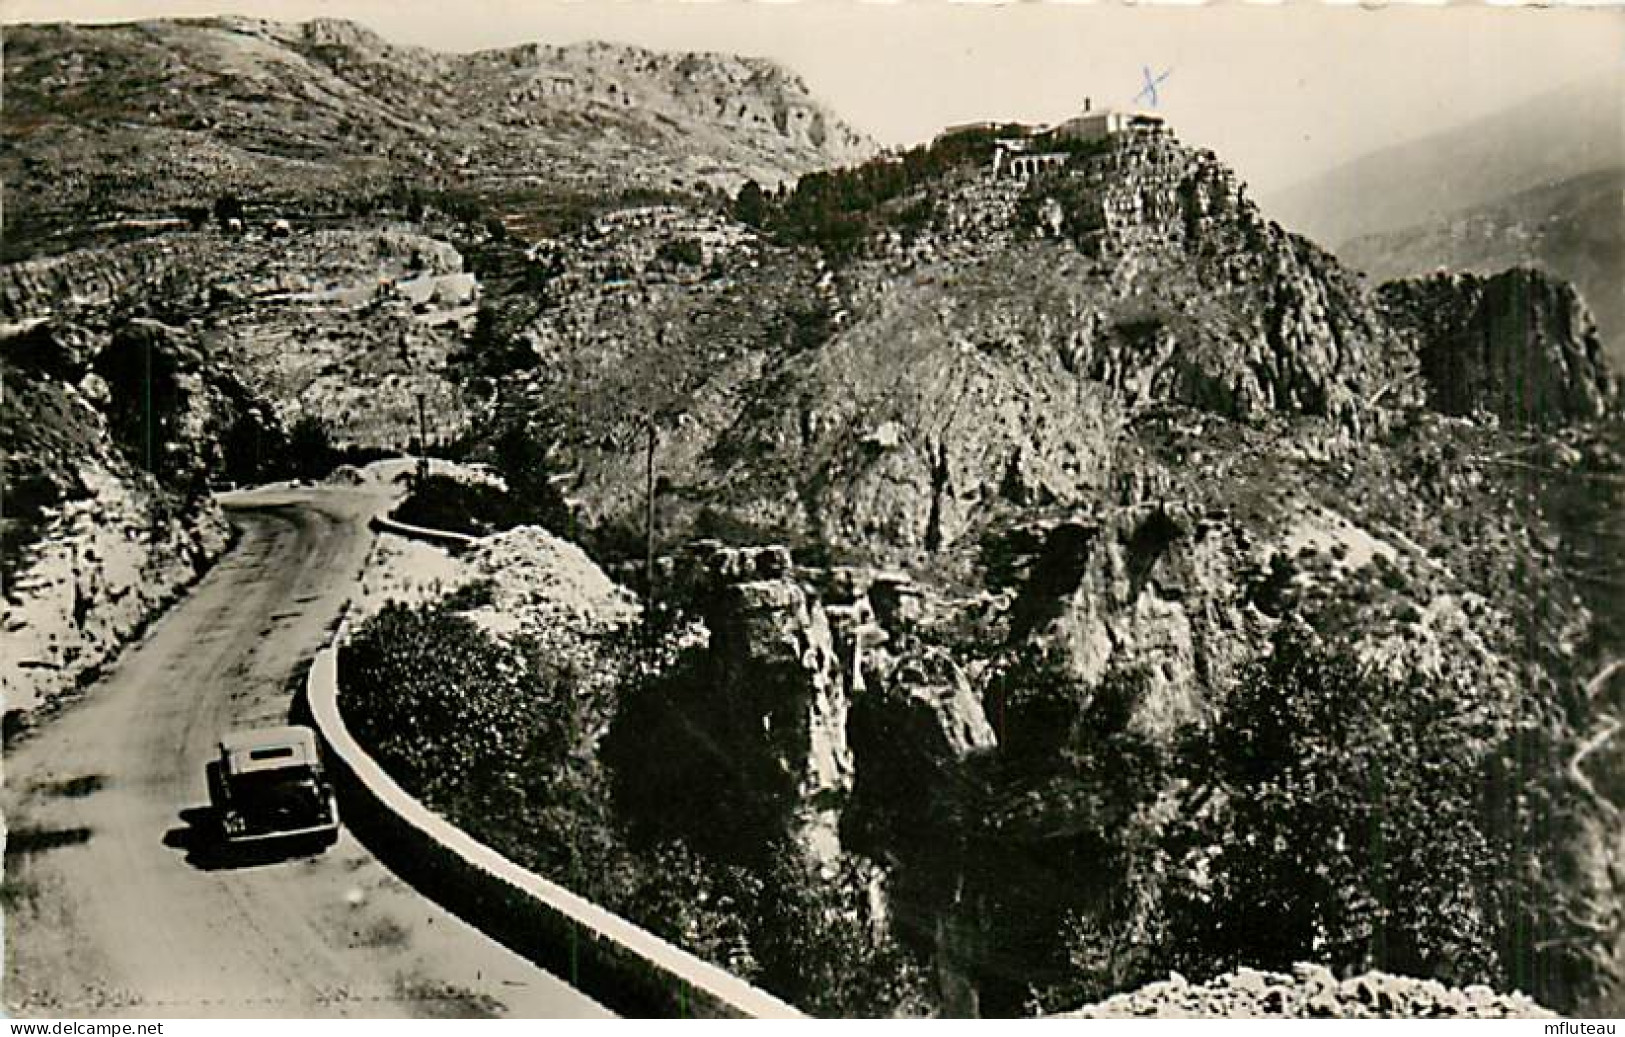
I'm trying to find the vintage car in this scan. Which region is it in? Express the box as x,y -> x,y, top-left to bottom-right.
206,725 -> 339,849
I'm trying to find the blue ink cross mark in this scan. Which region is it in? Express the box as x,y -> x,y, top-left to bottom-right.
1135,65 -> 1173,108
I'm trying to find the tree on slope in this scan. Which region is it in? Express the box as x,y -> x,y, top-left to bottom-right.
1165,625 -> 1509,988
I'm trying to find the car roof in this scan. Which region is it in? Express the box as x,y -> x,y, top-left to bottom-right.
219,725 -> 319,761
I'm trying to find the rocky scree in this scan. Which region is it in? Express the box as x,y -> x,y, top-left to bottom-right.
1064,964 -> 1554,1018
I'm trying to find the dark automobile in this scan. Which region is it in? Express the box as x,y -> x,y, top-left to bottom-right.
206,726 -> 339,849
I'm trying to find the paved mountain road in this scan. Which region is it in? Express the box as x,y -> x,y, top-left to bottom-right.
3,482 -> 611,1018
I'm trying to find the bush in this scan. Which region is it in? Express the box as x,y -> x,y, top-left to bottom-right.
287,414 -> 337,481
1,469 -> 64,585
655,238 -> 704,267
1161,625 -> 1560,996
220,410 -> 288,485
487,424 -> 575,536
741,123 -> 1027,262
1030,858 -> 1168,1015
341,603 -> 553,815
212,194 -> 245,228
733,180 -> 768,227
389,431 -> 573,540
749,845 -> 932,1017
461,305 -> 537,378
968,658 -> 1170,1015
392,474 -> 526,537
618,841 -> 762,980
441,578 -> 496,611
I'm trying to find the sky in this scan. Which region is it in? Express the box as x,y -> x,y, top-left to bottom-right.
5,1 -> 1622,195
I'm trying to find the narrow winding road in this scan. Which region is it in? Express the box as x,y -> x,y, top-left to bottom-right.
2,480 -> 610,1018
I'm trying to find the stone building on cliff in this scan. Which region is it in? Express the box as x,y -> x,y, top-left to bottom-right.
963,98 -> 1171,178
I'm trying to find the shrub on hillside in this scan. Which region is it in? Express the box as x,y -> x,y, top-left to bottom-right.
738,123 -> 1026,261
287,414 -> 337,481
654,238 -> 704,267
1160,625 -> 1590,1004
967,658 -> 1171,1015
749,845 -> 933,1017
220,411 -> 289,485
392,474 -> 527,537
0,469 -> 64,586
486,424 -> 575,536
340,603 -> 552,816
212,194 -> 245,228
460,304 -> 537,379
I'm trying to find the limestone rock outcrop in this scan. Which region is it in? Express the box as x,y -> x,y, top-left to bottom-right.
846,645 -> 996,841
993,505 -> 1262,745
519,129 -> 1430,568
1,228 -> 476,450
1379,267 -> 1619,424
612,541 -> 1007,872
609,545 -> 852,862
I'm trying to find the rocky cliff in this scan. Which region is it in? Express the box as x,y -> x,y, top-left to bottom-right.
1340,167 -> 1625,372
607,544 -> 854,863
9,44 -> 1620,1009
1378,268 -> 1620,425
0,210 -> 501,721
487,127 -> 1429,574
1,226 -> 478,449
0,319 -> 271,717
593,390 -> 1613,1008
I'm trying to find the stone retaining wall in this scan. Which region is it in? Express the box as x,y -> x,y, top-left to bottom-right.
367,514 -> 479,553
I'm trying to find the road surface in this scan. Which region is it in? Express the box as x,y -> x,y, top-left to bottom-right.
2,480 -> 612,1018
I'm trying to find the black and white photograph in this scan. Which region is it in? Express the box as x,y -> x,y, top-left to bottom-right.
1,0 -> 1622,1022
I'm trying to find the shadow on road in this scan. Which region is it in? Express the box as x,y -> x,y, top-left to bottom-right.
162,806 -> 326,872
40,774 -> 108,799
6,826 -> 94,857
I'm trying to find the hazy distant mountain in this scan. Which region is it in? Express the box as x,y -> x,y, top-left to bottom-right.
1264,73 -> 1622,248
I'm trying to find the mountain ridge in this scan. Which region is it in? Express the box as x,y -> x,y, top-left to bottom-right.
1,16 -> 877,255
452,123 -> 1622,1011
